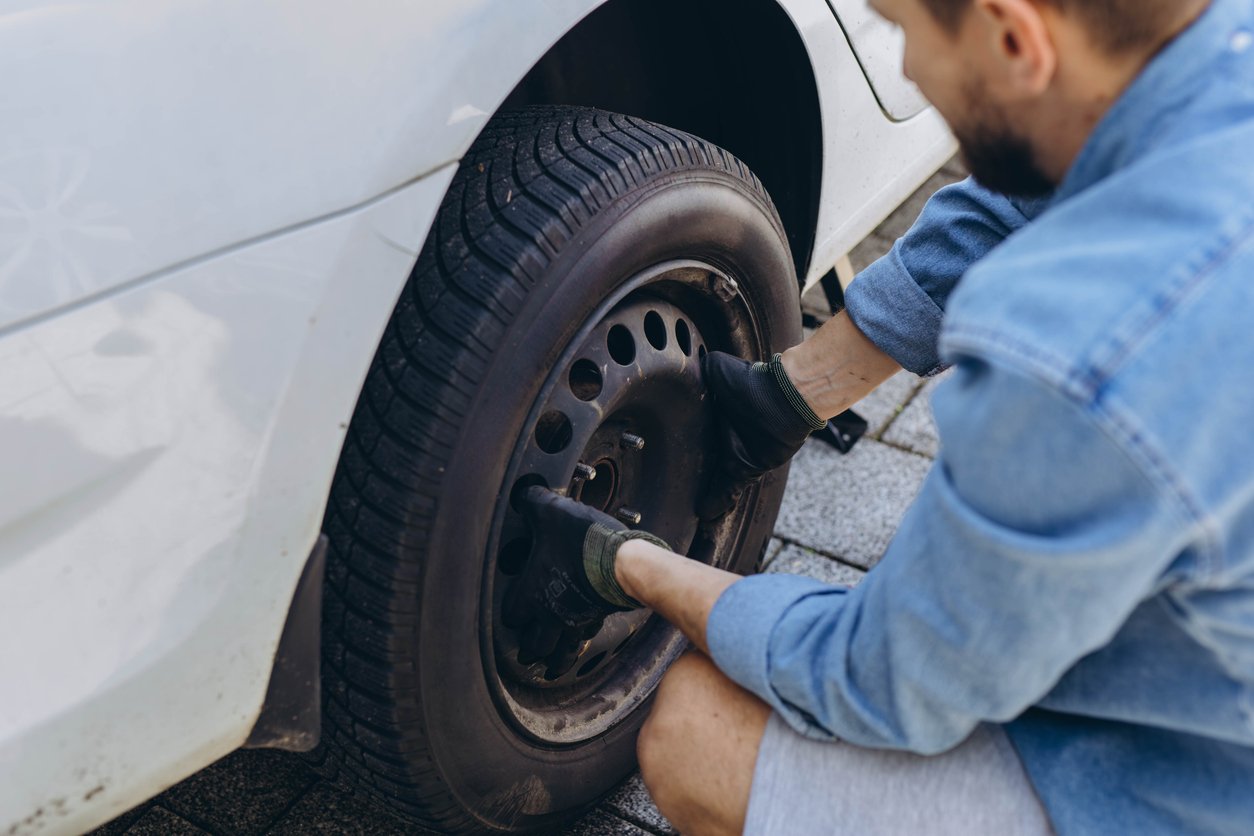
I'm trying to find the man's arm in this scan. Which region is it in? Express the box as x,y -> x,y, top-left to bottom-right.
615,538 -> 741,656
843,178 -> 1048,376
698,357 -> 1195,754
780,311 -> 902,421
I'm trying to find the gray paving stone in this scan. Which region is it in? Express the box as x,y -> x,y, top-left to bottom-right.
848,232 -> 895,275
767,544 -> 866,587
800,281 -> 836,321
564,809 -> 654,835
882,375 -> 943,458
124,806 -> 209,835
89,803 -> 150,835
267,781 -> 424,835
853,370 -> 923,436
941,153 -> 968,179
774,438 -> 933,569
158,749 -> 316,835
760,537 -> 787,570
601,774 -> 677,835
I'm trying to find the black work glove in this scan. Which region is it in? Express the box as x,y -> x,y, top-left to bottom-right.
698,351 -> 826,521
503,486 -> 669,671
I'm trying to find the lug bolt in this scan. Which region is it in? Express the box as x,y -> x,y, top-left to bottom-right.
616,507 -> 642,526
620,432 -> 645,451
574,462 -> 597,481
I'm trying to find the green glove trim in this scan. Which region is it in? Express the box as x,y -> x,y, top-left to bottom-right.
768,353 -> 826,431
583,522 -> 669,609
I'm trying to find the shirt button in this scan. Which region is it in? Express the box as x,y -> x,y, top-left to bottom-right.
1231,29 -> 1253,52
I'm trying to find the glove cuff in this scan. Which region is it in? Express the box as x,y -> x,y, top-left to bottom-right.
768,353 -> 826,431
583,523 -> 668,609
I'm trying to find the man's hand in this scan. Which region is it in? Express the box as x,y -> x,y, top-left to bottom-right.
503,487 -> 669,672
698,351 -> 827,520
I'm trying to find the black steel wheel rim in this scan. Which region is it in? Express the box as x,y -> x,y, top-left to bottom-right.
481,261 -> 766,745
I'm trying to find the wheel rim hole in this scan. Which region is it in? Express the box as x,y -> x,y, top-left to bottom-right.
579,460 -> 618,512
569,359 -> 603,401
607,325 -> 636,365
644,311 -> 668,351
510,474 -> 549,511
498,537 -> 532,576
675,319 -> 692,356
612,633 -> 634,655
698,344 -> 707,362
577,651 -> 608,677
535,410 -> 573,454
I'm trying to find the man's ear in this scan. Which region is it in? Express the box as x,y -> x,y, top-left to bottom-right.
971,0 -> 1057,97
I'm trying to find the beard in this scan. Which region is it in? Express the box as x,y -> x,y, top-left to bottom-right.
951,83 -> 1057,198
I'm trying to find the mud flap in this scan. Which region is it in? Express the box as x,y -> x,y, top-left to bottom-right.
244,535 -> 326,752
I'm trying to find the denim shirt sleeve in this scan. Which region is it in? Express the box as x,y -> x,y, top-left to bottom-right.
706,356 -> 1192,754
844,179 -> 1048,376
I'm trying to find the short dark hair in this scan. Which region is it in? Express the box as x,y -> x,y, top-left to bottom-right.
917,0 -> 1194,53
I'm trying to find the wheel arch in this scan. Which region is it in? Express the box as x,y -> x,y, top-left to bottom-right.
497,0 -> 825,283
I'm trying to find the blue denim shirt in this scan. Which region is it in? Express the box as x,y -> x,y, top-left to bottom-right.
706,1 -> 1254,832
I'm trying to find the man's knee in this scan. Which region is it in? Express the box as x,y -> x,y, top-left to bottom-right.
639,652 -> 730,774
638,652 -> 706,782
637,652 -> 769,836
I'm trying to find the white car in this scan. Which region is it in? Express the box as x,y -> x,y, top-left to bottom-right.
0,1 -> 952,833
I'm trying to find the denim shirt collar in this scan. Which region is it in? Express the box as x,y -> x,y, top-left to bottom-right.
1054,0 -> 1253,203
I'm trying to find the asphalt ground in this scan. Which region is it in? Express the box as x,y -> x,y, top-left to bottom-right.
90,160 -> 965,836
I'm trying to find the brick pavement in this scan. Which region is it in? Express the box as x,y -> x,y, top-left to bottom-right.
90,164 -> 964,836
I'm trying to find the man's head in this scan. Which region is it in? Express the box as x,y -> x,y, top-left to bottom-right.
870,0 -> 1210,196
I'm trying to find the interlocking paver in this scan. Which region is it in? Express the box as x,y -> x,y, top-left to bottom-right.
122,807 -> 209,835
882,374 -> 947,458
159,748 -> 317,835
767,545 -> 867,587
849,232 -> 896,274
601,775 -> 678,835
760,536 -> 787,570
265,781 -> 419,835
773,438 -> 934,570
564,809 -> 655,835
853,369 -> 924,436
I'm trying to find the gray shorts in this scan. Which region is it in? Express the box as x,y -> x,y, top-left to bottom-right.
745,713 -> 1054,835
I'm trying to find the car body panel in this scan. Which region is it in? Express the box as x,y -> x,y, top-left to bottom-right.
0,166 -> 455,835
825,0 -> 932,121
789,0 -> 953,290
0,1 -> 952,832
0,0 -> 584,332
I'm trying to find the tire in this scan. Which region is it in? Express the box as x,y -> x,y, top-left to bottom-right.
312,106 -> 802,833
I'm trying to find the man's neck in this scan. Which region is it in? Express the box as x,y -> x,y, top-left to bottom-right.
1030,0 -> 1212,186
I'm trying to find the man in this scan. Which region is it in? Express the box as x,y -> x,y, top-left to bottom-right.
504,0 -> 1254,832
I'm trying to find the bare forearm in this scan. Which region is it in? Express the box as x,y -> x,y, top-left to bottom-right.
780,311 -> 900,420
615,538 -> 741,655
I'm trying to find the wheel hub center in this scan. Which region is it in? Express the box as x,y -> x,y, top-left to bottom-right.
573,456 -> 619,512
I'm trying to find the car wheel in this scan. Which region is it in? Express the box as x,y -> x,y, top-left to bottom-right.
312,106 -> 802,833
